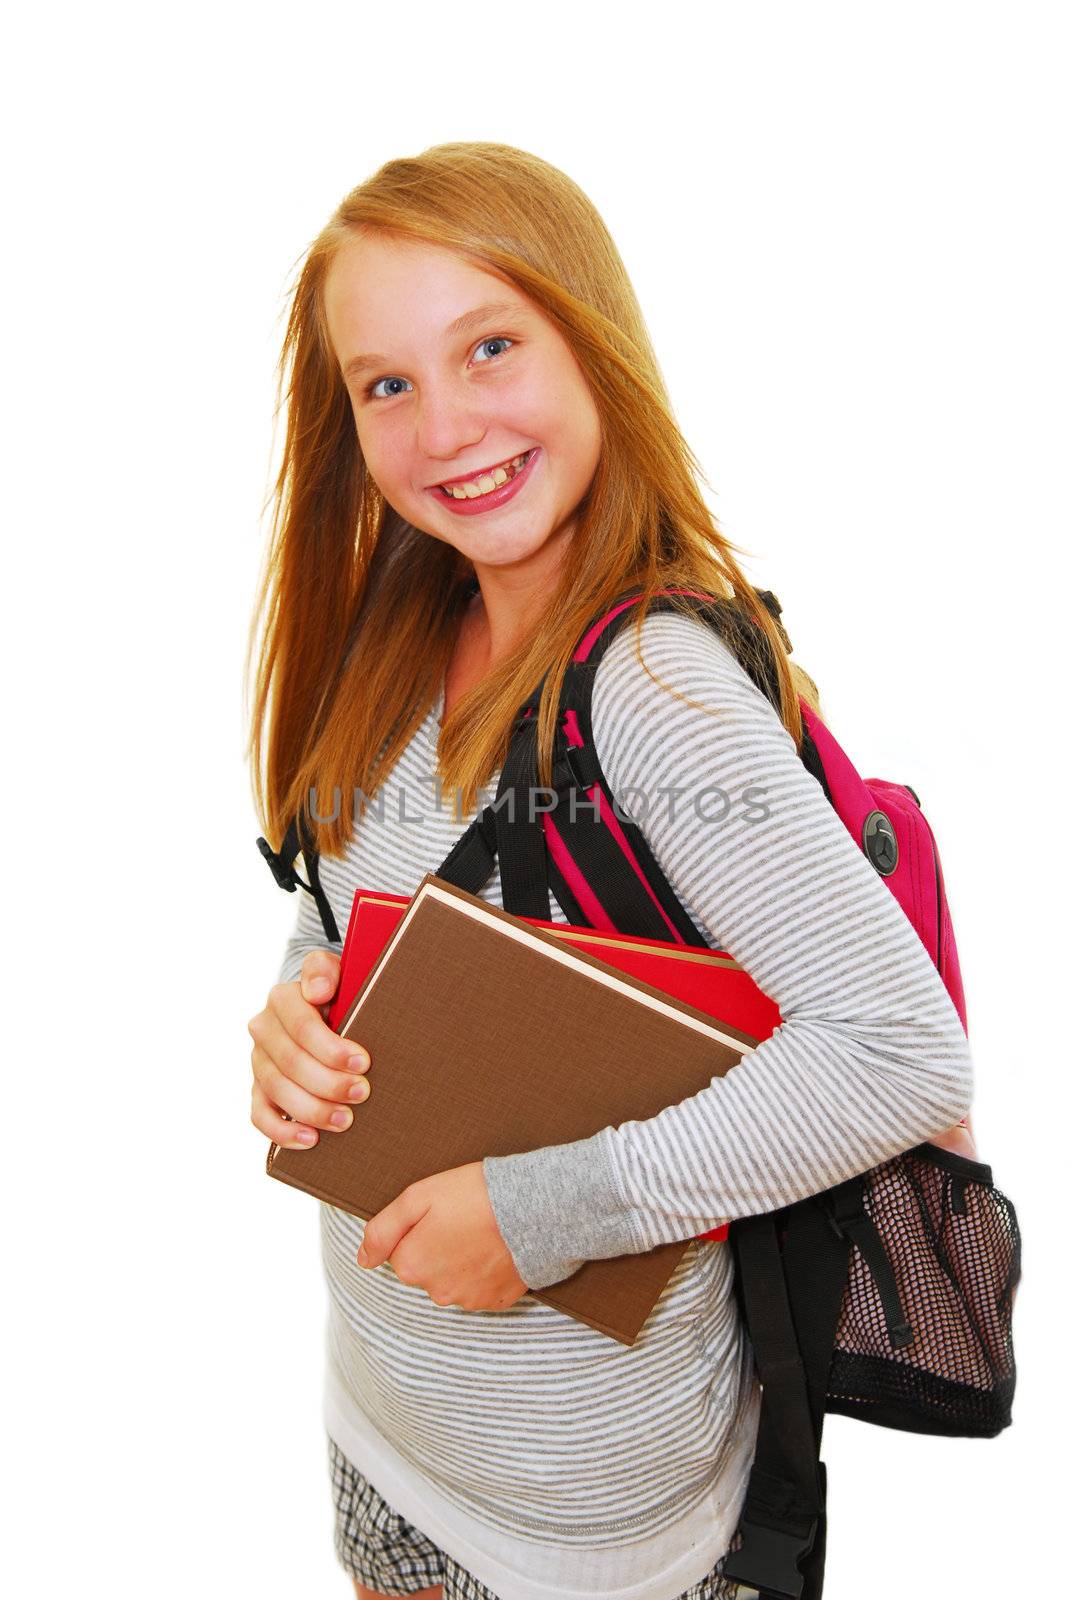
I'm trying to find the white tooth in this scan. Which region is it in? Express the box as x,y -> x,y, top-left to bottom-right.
442,456 -> 526,497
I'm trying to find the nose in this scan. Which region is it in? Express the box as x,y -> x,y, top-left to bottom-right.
415,376 -> 489,474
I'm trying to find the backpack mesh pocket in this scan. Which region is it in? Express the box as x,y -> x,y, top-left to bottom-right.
824,1143 -> 1020,1438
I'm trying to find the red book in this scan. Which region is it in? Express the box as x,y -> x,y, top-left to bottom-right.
326,888 -> 783,1245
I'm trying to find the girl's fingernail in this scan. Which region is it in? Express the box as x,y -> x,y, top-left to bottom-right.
309,977 -> 331,998
348,1053 -> 370,1072
295,1128 -> 316,1144
330,1109 -> 352,1129
348,1080 -> 369,1101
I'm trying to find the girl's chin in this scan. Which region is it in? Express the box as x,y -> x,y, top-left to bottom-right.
458,542 -> 551,569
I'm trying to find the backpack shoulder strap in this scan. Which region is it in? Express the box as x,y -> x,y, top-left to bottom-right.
536,586 -> 796,938
256,815 -> 341,944
435,584 -> 805,938
565,583 -> 784,700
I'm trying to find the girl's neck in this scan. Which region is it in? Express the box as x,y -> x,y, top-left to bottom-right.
467,544 -> 569,666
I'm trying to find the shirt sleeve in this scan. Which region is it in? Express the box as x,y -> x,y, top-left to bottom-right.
482,609 -> 974,1290
275,872 -> 345,985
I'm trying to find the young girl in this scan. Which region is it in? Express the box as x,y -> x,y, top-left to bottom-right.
246,143 -> 974,1600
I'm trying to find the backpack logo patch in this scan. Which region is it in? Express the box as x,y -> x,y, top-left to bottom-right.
862,809 -> 899,875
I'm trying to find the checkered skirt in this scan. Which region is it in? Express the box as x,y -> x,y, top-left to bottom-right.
328,1436 -> 748,1599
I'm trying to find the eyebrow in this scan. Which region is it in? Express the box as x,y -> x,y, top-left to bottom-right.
341,300 -> 531,382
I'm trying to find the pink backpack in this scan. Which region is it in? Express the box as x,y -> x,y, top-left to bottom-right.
512,586 -> 965,1026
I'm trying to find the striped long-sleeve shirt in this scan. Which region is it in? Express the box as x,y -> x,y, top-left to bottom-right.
275,609 -> 973,1600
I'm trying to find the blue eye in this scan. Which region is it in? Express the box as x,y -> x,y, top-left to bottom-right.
472,335 -> 514,363
364,335 -> 515,401
366,374 -> 412,401
369,372 -> 416,398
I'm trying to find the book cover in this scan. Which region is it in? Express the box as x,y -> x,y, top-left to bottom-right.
269,874 -> 776,1344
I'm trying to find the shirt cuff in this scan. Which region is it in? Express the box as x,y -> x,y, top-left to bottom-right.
482,1128 -> 645,1290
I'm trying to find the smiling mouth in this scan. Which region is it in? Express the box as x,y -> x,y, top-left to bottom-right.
434,450 -> 533,499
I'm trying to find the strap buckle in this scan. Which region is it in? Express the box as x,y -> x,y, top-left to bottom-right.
564,744 -> 586,789
557,743 -> 589,791
256,836 -> 298,893
719,1514 -> 819,1600
548,734 -> 600,793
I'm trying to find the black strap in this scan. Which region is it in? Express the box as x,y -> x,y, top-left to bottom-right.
719,1212 -> 826,1599
435,804 -> 499,893
255,815 -> 341,944
799,722 -> 833,807
493,712 -> 554,920
825,1179 -> 914,1349
742,1203 -> 848,1600
781,1198 -> 854,1446
548,738 -> 697,937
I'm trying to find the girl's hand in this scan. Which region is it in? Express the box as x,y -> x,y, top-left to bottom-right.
248,949 -> 373,1149
357,1162 -> 529,1312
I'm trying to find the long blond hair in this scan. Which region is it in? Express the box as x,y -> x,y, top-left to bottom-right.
245,141 -> 820,855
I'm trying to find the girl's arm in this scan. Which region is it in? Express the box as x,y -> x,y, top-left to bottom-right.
483,610 -> 974,1291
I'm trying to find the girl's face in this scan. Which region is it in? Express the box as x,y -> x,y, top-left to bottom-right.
323,232 -> 603,586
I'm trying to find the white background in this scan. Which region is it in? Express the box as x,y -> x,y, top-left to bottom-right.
3,3 -> 1066,1596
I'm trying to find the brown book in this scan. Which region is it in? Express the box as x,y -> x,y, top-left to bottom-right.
267,873 -> 759,1345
